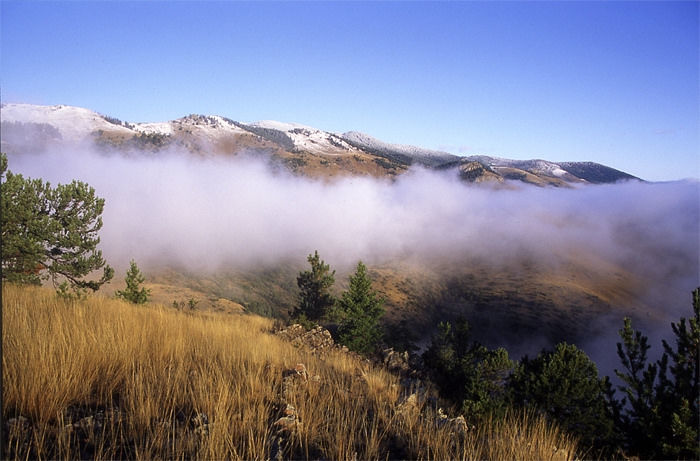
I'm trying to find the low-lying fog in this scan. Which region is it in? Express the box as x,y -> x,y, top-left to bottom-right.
6,147 -> 699,371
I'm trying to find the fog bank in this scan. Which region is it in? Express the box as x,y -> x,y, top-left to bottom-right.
7,148 -> 699,326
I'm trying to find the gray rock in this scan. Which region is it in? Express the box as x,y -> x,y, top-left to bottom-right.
382,347 -> 410,373
276,324 -> 335,353
396,393 -> 420,418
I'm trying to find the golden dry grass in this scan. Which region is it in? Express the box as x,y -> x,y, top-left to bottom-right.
2,283 -> 579,460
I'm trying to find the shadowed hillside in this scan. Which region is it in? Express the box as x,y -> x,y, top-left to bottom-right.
138,250 -> 652,360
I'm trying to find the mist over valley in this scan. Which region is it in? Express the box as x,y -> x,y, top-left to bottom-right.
3,103 -> 698,368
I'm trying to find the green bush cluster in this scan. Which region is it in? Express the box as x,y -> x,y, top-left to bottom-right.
423,289 -> 700,459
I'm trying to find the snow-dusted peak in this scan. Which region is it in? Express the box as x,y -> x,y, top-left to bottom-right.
240,120 -> 358,155
133,122 -> 174,135
342,131 -> 453,157
247,120 -> 316,132
468,156 -> 586,182
1,103 -> 133,141
133,114 -> 247,137
341,131 -> 457,166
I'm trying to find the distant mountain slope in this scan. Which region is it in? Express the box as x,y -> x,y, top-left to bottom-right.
0,103 -> 133,141
558,161 -> 639,184
0,103 -> 641,184
469,155 -> 639,185
340,131 -> 459,167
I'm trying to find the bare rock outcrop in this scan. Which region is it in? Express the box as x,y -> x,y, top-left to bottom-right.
381,347 -> 410,374
276,324 -> 335,354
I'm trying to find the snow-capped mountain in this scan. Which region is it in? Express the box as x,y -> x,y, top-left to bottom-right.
1,103 -> 133,141
340,131 -> 458,167
243,120 -> 360,155
0,103 -> 639,184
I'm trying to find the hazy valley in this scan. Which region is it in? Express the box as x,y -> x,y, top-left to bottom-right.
2,103 -> 697,361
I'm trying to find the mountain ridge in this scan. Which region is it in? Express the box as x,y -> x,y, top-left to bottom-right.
0,102 -> 640,185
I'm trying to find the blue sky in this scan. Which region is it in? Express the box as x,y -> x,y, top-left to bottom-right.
1,1 -> 697,181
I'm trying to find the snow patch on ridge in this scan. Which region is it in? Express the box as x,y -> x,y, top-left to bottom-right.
243,120 -> 358,155
133,122 -> 174,135
342,131 -> 454,158
248,120 -> 314,132
1,103 -> 133,141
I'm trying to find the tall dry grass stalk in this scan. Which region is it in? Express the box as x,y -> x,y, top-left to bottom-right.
3,283 -> 579,459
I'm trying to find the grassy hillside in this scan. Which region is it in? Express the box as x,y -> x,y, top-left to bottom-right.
2,283 -> 579,460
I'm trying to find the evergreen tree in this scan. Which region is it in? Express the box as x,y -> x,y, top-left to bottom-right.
423,321 -> 462,398
293,250 -> 335,323
337,261 -> 385,355
614,317 -> 661,457
423,319 -> 513,420
1,153 -> 113,294
466,347 -> 514,417
658,288 -> 699,459
509,343 -> 619,453
615,288 -> 700,459
116,260 -> 150,304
